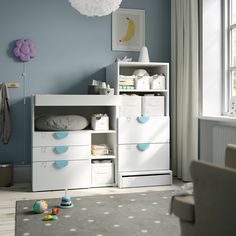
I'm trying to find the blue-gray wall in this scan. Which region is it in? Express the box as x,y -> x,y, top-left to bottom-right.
0,0 -> 171,165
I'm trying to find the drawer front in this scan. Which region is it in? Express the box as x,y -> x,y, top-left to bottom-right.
33,131 -> 90,147
33,146 -> 90,162
118,143 -> 169,172
32,160 -> 91,191
118,116 -> 169,144
118,172 -> 172,188
91,163 -> 114,187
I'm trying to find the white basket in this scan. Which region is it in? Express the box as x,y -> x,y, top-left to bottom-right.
91,115 -> 109,130
151,75 -> 165,90
142,96 -> 165,116
91,162 -> 114,187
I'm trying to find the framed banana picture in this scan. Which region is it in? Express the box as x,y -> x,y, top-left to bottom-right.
112,8 -> 145,51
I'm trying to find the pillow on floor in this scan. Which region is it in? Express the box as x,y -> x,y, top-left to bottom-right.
35,115 -> 89,131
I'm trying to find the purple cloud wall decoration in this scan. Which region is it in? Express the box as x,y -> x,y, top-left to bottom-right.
13,39 -> 37,62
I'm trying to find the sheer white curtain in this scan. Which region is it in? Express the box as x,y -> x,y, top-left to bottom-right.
171,0 -> 199,181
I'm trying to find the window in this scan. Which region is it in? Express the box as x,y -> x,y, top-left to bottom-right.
227,0 -> 236,115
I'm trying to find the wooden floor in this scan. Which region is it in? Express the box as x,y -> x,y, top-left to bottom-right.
0,180 -> 181,236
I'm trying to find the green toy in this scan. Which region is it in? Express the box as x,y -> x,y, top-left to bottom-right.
33,200 -> 48,214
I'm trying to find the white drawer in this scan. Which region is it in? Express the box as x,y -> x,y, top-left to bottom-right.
119,96 -> 142,117
118,171 -> 172,188
118,116 -> 169,144
118,143 -> 169,172
33,145 -> 90,162
33,131 -> 90,147
32,160 -> 91,191
91,162 -> 114,187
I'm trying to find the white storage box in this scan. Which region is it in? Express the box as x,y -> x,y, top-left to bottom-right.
151,74 -> 166,90
142,96 -> 165,116
119,96 -> 142,117
91,162 -> 114,187
135,76 -> 150,90
91,114 -> 109,130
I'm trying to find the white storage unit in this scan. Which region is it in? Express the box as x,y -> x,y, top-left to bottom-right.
32,95 -> 120,191
107,62 -> 172,188
31,61 -> 171,191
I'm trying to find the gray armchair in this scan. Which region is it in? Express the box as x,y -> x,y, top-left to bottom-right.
172,144 -> 236,236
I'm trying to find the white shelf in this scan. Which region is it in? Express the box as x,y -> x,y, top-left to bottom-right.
34,94 -> 121,106
118,62 -> 169,67
90,129 -> 116,134
91,155 -> 116,160
33,129 -> 116,134
119,89 -> 168,93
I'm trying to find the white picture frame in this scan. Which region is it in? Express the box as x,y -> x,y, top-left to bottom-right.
112,8 -> 145,51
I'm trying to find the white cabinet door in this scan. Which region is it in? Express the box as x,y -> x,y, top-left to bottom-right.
32,160 -> 91,191
118,143 -> 169,172
33,145 -> 90,162
118,117 -> 169,144
33,131 -> 90,147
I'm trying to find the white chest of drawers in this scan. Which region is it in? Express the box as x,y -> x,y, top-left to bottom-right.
32,130 -> 91,191
31,95 -> 120,192
107,61 -> 172,188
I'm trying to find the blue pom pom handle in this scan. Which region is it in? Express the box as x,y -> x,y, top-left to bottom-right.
137,143 -> 150,151
54,132 -> 69,139
54,160 -> 69,169
54,146 -> 69,154
137,116 -> 150,124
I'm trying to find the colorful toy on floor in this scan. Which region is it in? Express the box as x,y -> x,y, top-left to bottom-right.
51,208 -> 60,215
33,200 -> 48,214
59,189 -> 74,209
43,214 -> 58,221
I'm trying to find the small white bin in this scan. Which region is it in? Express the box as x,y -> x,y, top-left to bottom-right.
142,96 -> 165,116
151,74 -> 166,90
135,76 -> 150,90
91,162 -> 114,187
119,96 -> 142,117
91,114 -> 109,130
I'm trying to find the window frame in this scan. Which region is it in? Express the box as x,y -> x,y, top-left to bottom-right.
225,0 -> 236,115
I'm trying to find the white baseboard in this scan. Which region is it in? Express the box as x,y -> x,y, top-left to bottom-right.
14,165 -> 31,183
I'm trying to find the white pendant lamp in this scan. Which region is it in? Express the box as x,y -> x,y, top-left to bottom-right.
69,0 -> 122,17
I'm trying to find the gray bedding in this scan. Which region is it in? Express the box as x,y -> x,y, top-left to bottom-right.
35,115 -> 89,131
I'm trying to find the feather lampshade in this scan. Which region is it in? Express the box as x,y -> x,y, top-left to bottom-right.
69,0 -> 122,17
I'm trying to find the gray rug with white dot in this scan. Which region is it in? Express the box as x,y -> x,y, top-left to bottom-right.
16,191 -> 180,236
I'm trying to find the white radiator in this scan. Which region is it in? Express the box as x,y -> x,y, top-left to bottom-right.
212,126 -> 236,166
